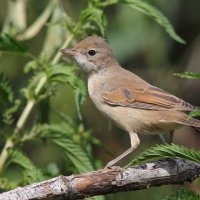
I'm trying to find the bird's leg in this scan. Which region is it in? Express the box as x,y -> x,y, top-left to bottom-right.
169,130 -> 174,144
105,147 -> 135,168
158,134 -> 167,144
105,132 -> 140,168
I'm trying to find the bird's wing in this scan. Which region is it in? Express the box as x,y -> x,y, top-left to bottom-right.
102,85 -> 195,111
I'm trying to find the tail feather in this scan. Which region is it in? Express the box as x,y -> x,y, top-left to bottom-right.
178,117 -> 200,128
193,127 -> 200,132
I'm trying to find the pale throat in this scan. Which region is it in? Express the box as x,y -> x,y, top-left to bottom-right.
74,54 -> 98,72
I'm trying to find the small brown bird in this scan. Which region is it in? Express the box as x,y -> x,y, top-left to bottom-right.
61,36 -> 200,167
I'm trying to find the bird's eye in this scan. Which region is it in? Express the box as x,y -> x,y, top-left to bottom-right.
88,49 -> 96,56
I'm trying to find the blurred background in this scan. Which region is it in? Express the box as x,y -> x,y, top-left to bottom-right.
0,0 -> 200,199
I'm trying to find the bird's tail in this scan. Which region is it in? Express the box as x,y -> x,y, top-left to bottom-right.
193,127 -> 200,132
178,116 -> 200,128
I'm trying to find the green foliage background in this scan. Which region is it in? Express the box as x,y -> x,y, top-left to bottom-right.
0,0 -> 200,199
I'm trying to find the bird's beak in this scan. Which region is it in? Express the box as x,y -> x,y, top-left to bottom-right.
60,48 -> 77,56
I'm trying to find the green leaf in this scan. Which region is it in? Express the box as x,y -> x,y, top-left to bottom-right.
47,64 -> 86,119
21,72 -> 46,100
7,149 -> 44,184
126,144 -> 200,167
80,7 -> 107,36
119,0 -> 185,44
0,177 -> 17,190
0,72 -> 14,106
42,126 -> 95,173
174,72 -> 200,79
86,196 -> 105,200
190,107 -> 200,118
163,188 -> 200,200
99,0 -> 118,6
0,34 -> 28,54
24,60 -> 38,73
52,110 -> 77,133
46,163 -> 60,177
3,99 -> 21,125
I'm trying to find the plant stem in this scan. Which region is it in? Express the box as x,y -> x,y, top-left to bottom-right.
16,0 -> 55,41
15,100 -> 35,132
0,77 -> 47,172
51,22 -> 80,65
51,32 -> 74,65
0,28 -> 77,173
15,75 -> 47,133
34,75 -> 47,95
0,139 -> 14,173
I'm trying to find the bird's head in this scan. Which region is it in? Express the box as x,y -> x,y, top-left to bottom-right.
61,36 -> 116,74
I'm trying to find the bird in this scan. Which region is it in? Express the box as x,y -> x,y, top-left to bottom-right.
60,36 -> 200,168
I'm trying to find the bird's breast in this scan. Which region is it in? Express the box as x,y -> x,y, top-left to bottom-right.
88,73 -> 107,99
88,74 -> 141,132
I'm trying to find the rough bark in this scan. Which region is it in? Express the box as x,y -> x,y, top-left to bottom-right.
0,158 -> 200,200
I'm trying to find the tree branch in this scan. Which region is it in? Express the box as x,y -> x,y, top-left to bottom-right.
0,158 -> 200,200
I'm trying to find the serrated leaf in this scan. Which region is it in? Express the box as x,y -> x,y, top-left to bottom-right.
3,99 -> 21,125
163,188 -> 200,200
52,110 -> 77,132
0,177 -> 17,190
42,126 -> 95,173
118,0 -> 185,44
80,7 -> 107,36
126,144 -> 200,167
174,72 -> 200,79
7,149 -> 44,184
47,64 -> 86,119
0,34 -> 28,54
0,72 -> 14,106
86,196 -> 105,200
21,72 -> 46,100
24,60 -> 38,73
190,107 -> 200,118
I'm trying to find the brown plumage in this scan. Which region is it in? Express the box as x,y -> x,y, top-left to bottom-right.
61,36 -> 200,167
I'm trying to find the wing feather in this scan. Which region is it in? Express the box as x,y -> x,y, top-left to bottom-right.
102,85 -> 195,111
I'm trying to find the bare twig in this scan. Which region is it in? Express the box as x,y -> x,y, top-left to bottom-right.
0,158 -> 199,200
16,0 -> 55,41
